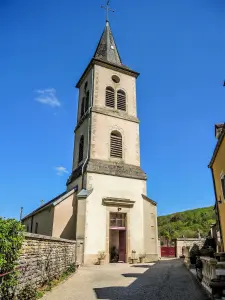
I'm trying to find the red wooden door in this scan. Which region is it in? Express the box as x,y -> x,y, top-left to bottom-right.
119,230 -> 126,262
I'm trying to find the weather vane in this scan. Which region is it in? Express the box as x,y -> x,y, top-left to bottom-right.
101,0 -> 115,22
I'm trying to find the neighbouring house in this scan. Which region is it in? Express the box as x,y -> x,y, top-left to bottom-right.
208,123 -> 225,252
22,20 -> 159,264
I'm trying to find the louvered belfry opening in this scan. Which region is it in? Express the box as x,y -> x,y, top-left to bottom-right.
117,90 -> 126,111
110,131 -> 122,158
81,97 -> 85,117
78,135 -> 84,163
85,90 -> 89,112
106,86 -> 115,108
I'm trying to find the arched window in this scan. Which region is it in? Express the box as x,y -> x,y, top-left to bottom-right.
78,135 -> 84,163
85,90 -> 89,112
84,81 -> 88,91
80,97 -> 85,117
110,131 -> 122,158
117,90 -> 126,111
105,86 -> 115,108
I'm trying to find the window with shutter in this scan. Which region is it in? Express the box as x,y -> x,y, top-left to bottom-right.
117,90 -> 126,111
221,176 -> 225,199
110,131 -> 122,158
106,87 -> 115,108
85,90 -> 89,112
78,135 -> 84,163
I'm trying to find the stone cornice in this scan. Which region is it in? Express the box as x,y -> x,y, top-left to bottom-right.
76,58 -> 139,88
92,107 -> 139,124
102,197 -> 135,207
74,107 -> 139,132
74,111 -> 90,132
66,164 -> 83,185
86,159 -> 147,181
93,58 -> 139,78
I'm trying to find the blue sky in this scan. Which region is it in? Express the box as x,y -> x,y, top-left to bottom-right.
1,0 -> 225,219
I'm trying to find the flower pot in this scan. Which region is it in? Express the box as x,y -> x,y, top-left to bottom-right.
131,258 -> 138,264
99,259 -> 105,265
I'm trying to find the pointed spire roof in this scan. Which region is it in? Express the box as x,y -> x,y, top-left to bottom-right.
94,21 -> 122,66
76,21 -> 139,88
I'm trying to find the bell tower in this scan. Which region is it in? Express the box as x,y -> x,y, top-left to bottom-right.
67,20 -> 146,190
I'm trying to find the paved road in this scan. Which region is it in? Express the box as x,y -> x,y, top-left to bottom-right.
42,259 -> 210,300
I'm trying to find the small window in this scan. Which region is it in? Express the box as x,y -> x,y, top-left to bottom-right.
117,90 -> 126,111
78,135 -> 84,163
81,97 -> 85,117
27,225 -> 29,232
85,90 -> 89,112
110,213 -> 126,227
35,222 -> 38,234
112,75 -> 120,83
110,131 -> 122,158
105,87 -> 115,108
84,81 -> 88,91
221,175 -> 225,199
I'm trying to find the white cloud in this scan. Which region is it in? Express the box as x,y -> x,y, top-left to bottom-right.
35,88 -> 61,107
54,166 -> 68,176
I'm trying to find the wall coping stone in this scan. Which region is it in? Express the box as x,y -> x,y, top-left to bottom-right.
24,232 -> 76,244
175,238 -> 206,241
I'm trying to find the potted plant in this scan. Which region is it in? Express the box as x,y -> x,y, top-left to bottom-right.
131,250 -> 138,264
98,251 -> 106,265
139,253 -> 146,263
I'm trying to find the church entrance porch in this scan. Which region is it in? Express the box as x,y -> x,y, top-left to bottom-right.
109,213 -> 126,263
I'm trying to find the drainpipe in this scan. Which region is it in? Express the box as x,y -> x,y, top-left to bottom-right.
211,167 -> 224,251
81,67 -> 94,189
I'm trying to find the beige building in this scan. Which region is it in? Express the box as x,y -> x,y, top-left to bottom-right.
22,21 -> 159,264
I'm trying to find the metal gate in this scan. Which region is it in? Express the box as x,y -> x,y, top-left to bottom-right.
161,246 -> 175,257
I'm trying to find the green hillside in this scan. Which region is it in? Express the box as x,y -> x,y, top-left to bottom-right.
158,206 -> 216,240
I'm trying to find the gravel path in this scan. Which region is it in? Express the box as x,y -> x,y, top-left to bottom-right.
42,259 -> 210,300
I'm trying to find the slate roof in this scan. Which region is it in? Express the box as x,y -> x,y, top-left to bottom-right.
94,21 -> 122,66
22,187 -> 77,221
76,21 -> 139,88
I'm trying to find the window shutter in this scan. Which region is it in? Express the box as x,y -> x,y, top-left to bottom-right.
117,90 -> 126,111
78,136 -> 84,163
110,132 -> 122,158
106,87 -> 115,108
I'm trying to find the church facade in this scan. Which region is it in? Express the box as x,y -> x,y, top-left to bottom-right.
22,21 -> 159,264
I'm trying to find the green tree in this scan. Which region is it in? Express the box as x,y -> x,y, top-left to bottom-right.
157,206 -> 216,242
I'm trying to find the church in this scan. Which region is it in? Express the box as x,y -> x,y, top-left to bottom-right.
22,18 -> 159,264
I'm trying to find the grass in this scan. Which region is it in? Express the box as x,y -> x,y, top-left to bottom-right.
36,264 -> 76,299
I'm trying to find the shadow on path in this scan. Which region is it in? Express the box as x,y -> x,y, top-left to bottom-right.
94,260 -> 210,300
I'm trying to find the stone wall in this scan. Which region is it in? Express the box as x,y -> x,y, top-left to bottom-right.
175,238 -> 205,258
17,233 -> 81,291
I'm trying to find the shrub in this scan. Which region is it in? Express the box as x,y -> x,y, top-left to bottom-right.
0,218 -> 24,299
17,284 -> 37,300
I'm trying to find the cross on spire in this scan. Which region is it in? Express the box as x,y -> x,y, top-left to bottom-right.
101,0 -> 115,22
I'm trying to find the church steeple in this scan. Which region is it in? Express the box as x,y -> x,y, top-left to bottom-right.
94,21 -> 122,66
